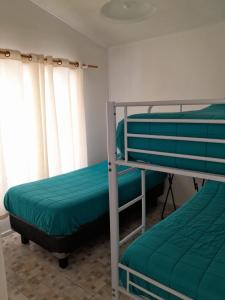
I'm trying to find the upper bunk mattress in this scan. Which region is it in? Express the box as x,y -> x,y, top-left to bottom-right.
120,180 -> 225,300
4,161 -> 165,236
117,104 -> 225,175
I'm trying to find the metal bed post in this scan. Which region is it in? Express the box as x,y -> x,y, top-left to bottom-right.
124,106 -> 128,162
141,170 -> 146,233
107,101 -> 120,300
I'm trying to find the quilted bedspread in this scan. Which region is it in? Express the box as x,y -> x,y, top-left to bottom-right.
121,180 -> 225,300
4,161 -> 165,236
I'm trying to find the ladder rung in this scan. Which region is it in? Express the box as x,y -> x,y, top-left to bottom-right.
118,195 -> 143,213
117,167 -> 136,176
119,225 -> 143,246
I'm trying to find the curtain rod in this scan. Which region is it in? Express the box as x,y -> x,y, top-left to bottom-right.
0,49 -> 98,69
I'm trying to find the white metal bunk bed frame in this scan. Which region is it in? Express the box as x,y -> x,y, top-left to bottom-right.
107,98 -> 225,300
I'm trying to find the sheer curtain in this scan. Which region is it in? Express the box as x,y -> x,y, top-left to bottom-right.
0,51 -> 87,217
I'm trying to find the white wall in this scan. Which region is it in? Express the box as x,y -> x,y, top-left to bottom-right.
0,0 -> 108,166
109,22 -> 225,204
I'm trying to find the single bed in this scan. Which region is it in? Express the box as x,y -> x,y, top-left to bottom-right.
120,180 -> 225,299
117,104 -> 225,175
4,160 -> 166,268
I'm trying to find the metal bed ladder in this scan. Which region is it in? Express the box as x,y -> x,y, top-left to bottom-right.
107,102 -> 148,300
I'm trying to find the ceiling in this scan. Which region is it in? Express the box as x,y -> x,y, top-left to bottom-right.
30,0 -> 225,47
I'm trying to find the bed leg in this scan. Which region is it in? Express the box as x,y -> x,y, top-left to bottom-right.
21,235 -> 29,245
58,257 -> 69,269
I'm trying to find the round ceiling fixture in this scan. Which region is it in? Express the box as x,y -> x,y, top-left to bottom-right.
100,0 -> 156,23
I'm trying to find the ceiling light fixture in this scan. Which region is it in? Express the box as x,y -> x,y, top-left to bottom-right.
101,0 -> 156,23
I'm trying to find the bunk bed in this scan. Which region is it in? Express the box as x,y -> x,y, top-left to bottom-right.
107,99 -> 225,300
4,160 -> 165,268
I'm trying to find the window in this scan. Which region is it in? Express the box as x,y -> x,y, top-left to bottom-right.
0,52 -> 87,216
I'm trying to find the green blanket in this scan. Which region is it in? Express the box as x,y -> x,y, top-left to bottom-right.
121,180 -> 225,299
117,104 -> 225,175
4,161 -> 165,236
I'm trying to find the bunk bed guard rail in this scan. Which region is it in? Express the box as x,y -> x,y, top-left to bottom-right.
107,98 -> 225,300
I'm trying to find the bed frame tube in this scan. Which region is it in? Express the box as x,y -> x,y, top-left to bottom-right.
115,98 -> 225,107
107,102 -> 120,299
127,133 -> 225,144
107,99 -> 225,300
127,118 -> 225,123
118,264 -> 192,300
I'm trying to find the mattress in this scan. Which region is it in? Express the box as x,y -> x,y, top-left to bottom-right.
4,161 -> 165,236
117,104 -> 225,175
120,180 -> 225,300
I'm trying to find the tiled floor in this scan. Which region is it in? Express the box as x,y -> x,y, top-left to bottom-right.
2,201 -> 175,300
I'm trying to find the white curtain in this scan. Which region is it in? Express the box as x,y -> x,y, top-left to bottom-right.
0,52 -> 87,217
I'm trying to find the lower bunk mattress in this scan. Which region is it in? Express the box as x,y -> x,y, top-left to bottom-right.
117,104 -> 225,175
4,160 -> 165,236
120,180 -> 225,300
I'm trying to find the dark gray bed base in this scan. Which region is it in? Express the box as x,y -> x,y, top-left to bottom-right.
9,182 -> 164,268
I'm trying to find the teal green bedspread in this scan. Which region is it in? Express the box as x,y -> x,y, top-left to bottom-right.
117,104 -> 225,175
120,180 -> 225,300
4,161 -> 165,236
